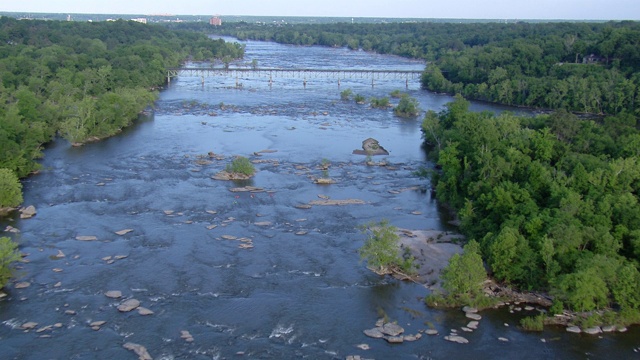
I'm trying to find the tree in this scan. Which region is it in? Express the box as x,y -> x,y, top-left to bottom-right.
359,220 -> 415,275
0,236 -> 21,289
0,168 -> 23,208
393,94 -> 420,117
440,240 -> 487,301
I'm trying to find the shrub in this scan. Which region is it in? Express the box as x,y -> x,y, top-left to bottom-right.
359,220 -> 415,275
226,156 -> 255,176
370,97 -> 390,108
520,314 -> 545,331
390,90 -> 404,98
340,88 -> 353,100
0,237 -> 20,289
0,168 -> 23,208
354,94 -> 366,104
394,94 -> 420,117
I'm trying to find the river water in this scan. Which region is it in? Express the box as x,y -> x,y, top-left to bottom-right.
1,39 -> 638,359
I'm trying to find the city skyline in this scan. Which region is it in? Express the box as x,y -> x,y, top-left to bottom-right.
1,0 -> 639,20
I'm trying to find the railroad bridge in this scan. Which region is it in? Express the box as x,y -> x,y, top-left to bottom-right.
167,67 -> 425,88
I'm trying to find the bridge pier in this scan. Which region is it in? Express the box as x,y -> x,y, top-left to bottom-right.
338,79 -> 341,88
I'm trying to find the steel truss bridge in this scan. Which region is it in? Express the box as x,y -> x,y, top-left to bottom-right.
167,67 -> 424,88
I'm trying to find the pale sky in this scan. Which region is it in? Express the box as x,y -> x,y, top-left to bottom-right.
1,0 -> 638,20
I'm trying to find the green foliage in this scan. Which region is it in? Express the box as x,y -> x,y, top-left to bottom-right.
0,236 -> 20,289
0,168 -> 23,208
520,314 -> 545,331
370,97 -> 390,108
0,17 -> 244,202
340,88 -> 353,101
354,94 -> 366,104
390,90 -> 403,98
226,156 -> 255,176
393,94 -> 420,117
440,240 -> 487,301
359,220 -> 415,275
425,96 -> 640,314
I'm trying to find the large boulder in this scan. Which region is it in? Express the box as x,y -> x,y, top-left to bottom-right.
353,138 -> 389,156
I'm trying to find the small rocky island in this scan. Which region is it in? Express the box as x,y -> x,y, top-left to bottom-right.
352,138 -> 389,156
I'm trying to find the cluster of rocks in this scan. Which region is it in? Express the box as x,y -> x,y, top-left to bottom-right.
109,291 -> 154,316
363,319 -> 423,344
219,234 -> 254,250
566,324 -> 627,334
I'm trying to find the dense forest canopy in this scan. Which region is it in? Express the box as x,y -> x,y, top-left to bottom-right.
0,16 -> 244,181
201,20 -> 640,117
423,96 -> 640,319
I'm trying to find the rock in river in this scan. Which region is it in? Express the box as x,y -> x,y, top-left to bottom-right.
123,342 -> 152,360
105,290 -> 122,299
352,138 -> 389,156
363,328 -> 385,339
566,326 -> 582,334
381,323 -> 405,337
465,313 -> 482,321
19,205 -> 37,219
445,335 -> 469,344
118,299 -> 141,312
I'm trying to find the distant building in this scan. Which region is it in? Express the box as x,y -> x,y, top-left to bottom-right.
583,53 -> 605,64
131,18 -> 148,24
210,16 -> 222,26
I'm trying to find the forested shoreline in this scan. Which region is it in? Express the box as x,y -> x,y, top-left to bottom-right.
0,17 -> 244,287
0,16 -> 243,207
423,96 -> 640,326
204,21 -> 640,116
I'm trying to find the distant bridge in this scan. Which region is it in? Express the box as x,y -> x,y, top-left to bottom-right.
167,67 -> 425,88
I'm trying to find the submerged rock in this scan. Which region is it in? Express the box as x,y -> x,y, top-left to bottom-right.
122,342 -> 152,360
104,290 -> 122,299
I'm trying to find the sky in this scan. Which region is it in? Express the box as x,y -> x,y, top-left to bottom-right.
1,0 -> 638,20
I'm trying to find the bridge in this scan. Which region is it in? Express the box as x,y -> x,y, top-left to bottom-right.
166,67 -> 425,88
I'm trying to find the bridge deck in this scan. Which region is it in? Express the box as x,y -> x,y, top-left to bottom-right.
168,67 -> 423,79
167,67 -> 425,87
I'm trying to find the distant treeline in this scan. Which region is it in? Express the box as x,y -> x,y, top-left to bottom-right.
0,16 -> 244,184
190,20 -> 640,117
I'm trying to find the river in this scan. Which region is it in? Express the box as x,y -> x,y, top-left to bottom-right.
0,39 -> 638,359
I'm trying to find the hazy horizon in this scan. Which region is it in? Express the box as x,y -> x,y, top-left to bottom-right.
1,0 -> 638,21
